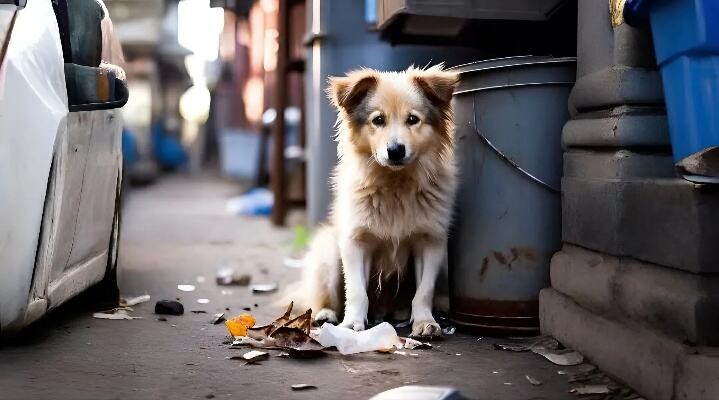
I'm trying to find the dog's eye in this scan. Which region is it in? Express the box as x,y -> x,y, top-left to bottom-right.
406,114 -> 420,126
371,115 -> 385,126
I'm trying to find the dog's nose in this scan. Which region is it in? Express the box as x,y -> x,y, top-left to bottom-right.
387,143 -> 406,163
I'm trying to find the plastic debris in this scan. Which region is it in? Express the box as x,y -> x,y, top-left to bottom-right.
225,314 -> 257,337
569,384 -> 610,395
250,282 -> 278,293
196,276 -> 206,283
441,326 -> 456,335
399,337 -> 432,350
226,188 -> 273,216
119,294 -> 151,307
291,384 -> 317,391
525,375 -> 542,386
370,386 -> 461,400
155,300 -> 184,315
493,343 -> 530,352
197,298 -> 210,304
533,348 -> 584,366
317,322 -> 400,355
92,309 -> 142,320
212,313 -> 226,325
283,257 -> 304,269
241,350 -> 269,363
216,267 -> 251,286
177,284 -> 196,292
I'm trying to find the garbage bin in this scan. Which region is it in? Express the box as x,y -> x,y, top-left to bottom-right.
448,56 -> 576,335
624,0 -> 719,180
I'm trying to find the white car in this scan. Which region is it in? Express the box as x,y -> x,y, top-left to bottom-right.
0,0 -> 128,334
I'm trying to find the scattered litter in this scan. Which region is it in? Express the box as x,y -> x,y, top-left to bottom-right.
119,294 -> 151,307
492,371 -> 499,374
226,188 -> 273,216
216,267 -> 251,286
399,337 -> 432,350
455,353 -> 461,356
220,289 -> 233,295
534,348 -> 584,366
317,322 -> 400,355
212,313 -> 226,325
196,276 -> 206,283
242,307 -> 251,311
525,375 -> 542,386
283,257 -> 304,269
409,353 -> 419,356
241,350 -> 269,363
177,284 -> 195,292
569,384 -> 610,395
191,310 -> 207,314
394,320 -> 411,328
503,382 -> 513,386
250,282 -> 278,293
157,317 -> 167,322
277,352 -> 290,358
291,225 -> 311,251
197,299 -> 210,304
442,326 -> 456,335
92,309 -> 142,320
155,300 -> 184,315
291,384 -> 317,391
186,362 -> 198,366
225,314 -> 257,337
494,343 -> 530,352
393,351 -> 407,356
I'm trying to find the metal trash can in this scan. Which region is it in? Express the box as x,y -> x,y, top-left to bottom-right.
448,56 -> 576,335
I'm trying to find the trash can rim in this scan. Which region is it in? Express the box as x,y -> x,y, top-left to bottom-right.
450,56 -> 576,75
453,81 -> 575,96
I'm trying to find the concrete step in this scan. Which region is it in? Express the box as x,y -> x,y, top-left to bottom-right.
540,288 -> 719,400
550,245 -> 719,346
562,106 -> 670,148
562,177 -> 719,273
564,149 -> 674,180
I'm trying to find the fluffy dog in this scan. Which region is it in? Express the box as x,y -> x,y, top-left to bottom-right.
293,65 -> 459,338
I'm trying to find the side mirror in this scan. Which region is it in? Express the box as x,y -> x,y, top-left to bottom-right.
64,63 -> 129,112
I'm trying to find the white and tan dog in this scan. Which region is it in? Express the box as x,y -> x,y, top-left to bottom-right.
293,65 -> 459,338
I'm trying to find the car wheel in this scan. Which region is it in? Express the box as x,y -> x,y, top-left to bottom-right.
86,172 -> 121,310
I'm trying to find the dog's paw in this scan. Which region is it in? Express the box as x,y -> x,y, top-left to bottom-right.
410,320 -> 442,339
339,319 -> 365,331
314,308 -> 338,325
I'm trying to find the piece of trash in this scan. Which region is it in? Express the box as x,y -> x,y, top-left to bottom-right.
250,282 -> 278,293
119,294 -> 151,307
242,307 -> 251,311
277,352 -> 291,358
409,353 -> 419,356
494,343 -> 530,352
455,353 -> 461,356
569,384 -> 610,395
157,317 -> 167,322
393,351 -> 407,356
291,225 -> 311,251
525,375 -> 542,386
212,313 -> 226,325
177,284 -> 195,292
225,314 -> 257,337
442,326 -> 456,335
533,348 -> 584,366
399,337 -> 432,350
155,300 -> 184,315
317,322 -> 400,355
197,299 -> 210,304
92,309 -> 142,320
503,382 -> 513,386
191,310 -> 207,314
241,350 -> 269,363
369,386 -> 462,400
291,384 -> 317,391
283,257 -> 304,269
226,188 -> 273,216
394,320 -> 411,328
270,327 -> 325,358
196,276 -> 206,283
221,289 -> 233,295
216,267 -> 251,286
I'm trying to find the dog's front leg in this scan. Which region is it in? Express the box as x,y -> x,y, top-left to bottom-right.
411,241 -> 444,338
339,238 -> 369,331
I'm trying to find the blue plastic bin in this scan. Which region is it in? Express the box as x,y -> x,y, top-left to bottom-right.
625,0 -> 719,176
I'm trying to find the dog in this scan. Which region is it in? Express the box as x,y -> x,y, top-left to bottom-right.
292,65 -> 459,338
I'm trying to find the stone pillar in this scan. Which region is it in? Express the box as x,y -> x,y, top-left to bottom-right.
541,1 -> 719,399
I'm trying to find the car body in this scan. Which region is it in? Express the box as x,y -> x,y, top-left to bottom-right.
0,0 -> 128,334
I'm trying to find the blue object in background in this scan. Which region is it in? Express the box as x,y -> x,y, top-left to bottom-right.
122,127 -> 139,167
152,122 -> 187,169
625,0 -> 719,169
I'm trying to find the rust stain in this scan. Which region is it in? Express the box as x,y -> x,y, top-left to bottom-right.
492,251 -> 507,265
510,246 -> 538,262
479,257 -> 489,283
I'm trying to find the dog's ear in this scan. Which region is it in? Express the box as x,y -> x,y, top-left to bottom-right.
413,69 -> 460,110
327,70 -> 378,112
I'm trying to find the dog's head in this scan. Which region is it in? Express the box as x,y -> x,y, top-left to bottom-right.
328,65 -> 459,169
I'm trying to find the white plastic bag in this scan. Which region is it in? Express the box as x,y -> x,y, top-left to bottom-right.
317,322 -> 400,355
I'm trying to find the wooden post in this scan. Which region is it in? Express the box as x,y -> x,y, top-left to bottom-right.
271,0 -> 289,226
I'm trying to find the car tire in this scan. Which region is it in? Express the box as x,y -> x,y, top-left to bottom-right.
86,171 -> 122,310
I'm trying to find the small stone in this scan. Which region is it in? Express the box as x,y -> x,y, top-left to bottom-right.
155,300 -> 184,315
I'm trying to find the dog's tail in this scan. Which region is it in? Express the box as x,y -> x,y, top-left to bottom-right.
273,225 -> 341,314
